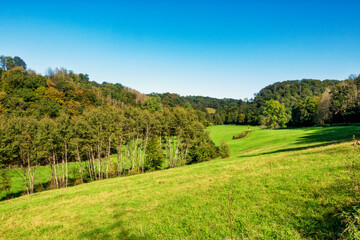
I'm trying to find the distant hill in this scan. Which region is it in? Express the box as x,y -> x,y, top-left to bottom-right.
254,79 -> 340,108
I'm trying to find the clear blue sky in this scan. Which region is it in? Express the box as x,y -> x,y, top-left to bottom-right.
1,0 -> 360,99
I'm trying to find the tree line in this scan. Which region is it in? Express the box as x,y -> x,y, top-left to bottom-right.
0,105 -> 222,195
155,77 -> 360,128
0,56 -> 226,197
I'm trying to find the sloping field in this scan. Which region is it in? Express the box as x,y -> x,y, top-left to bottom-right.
0,125 -> 359,239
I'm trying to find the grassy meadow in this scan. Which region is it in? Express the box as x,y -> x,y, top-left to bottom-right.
0,125 -> 360,239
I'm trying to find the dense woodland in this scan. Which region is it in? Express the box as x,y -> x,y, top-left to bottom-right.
0,56 -> 222,196
155,77 -> 360,127
0,55 -> 359,196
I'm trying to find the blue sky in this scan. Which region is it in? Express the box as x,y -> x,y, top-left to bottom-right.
1,0 -> 360,99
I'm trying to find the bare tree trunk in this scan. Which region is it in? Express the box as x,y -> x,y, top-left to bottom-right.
132,137 -> 138,170
174,138 -> 180,168
29,165 -> 36,194
117,138 -> 123,177
61,152 -> 65,187
106,136 -> 111,179
127,142 -> 131,172
21,164 -> 30,195
65,142 -> 68,188
159,133 -> 162,149
97,145 -> 102,180
183,144 -> 189,166
142,125 -> 150,173
27,153 -> 34,194
120,142 -> 124,175
87,150 -> 93,181
76,145 -> 83,184
53,152 -> 59,188
166,137 -> 171,168
90,147 -> 97,181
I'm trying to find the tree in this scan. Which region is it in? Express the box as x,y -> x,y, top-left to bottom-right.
13,56 -> 27,70
142,96 -> 162,113
261,99 -> 288,129
291,97 -> 320,126
145,135 -> 165,170
0,169 -> 11,195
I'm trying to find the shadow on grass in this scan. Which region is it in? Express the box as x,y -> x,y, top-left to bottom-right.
295,126 -> 360,145
237,126 -> 359,158
295,179 -> 356,239
0,181 -> 53,201
78,211 -> 152,239
1,177 -> 87,201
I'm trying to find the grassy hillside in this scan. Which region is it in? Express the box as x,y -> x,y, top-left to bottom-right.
0,125 -> 359,239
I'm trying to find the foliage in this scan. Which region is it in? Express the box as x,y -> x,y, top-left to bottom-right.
0,55 -> 27,70
155,77 -> 360,127
188,133 -> 219,164
142,96 -> 162,113
290,96 -> 320,126
0,169 -> 11,194
145,136 -> 165,170
219,140 -> 230,158
261,99 -> 289,128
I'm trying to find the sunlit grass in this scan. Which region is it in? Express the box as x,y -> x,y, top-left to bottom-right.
1,125 -> 360,239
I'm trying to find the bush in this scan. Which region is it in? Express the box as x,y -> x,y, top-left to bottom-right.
188,141 -> 219,164
0,169 -> 11,194
219,140 -> 230,159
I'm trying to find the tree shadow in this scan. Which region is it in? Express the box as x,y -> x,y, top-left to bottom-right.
294,126 -> 359,145
237,126 -> 359,158
293,179 -> 355,239
78,211 -> 153,239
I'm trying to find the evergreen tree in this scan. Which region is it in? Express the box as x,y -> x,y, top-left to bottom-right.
145,135 -> 165,170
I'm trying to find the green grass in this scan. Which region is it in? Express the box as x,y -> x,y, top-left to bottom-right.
0,125 -> 360,239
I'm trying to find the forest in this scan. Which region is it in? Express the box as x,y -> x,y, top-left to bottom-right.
155,77 -> 360,127
0,55 -> 223,196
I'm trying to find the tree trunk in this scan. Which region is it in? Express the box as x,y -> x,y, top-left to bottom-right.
106,136 -> 111,179
53,152 -> 59,188
87,150 -> 93,181
65,141 -> 68,188
76,145 -> 83,184
21,164 -> 30,195
61,152 -> 65,187
174,138 -> 180,168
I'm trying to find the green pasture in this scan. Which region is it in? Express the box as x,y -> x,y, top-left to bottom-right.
0,125 -> 359,239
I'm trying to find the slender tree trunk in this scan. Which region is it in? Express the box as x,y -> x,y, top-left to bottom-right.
166,137 -> 171,168
76,145 -> 83,184
183,144 -> 189,166
142,125 -> 150,173
21,164 -> 30,195
29,165 -> 36,194
97,145 -> 102,180
117,138 -> 123,177
65,141 -> 68,188
174,138 -> 180,168
90,147 -> 97,180
132,137 -> 138,170
106,136 -> 111,179
120,142 -> 124,175
27,152 -> 34,194
87,150 -> 93,181
52,152 -> 59,188
127,142 -> 131,172
61,152 -> 65,187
